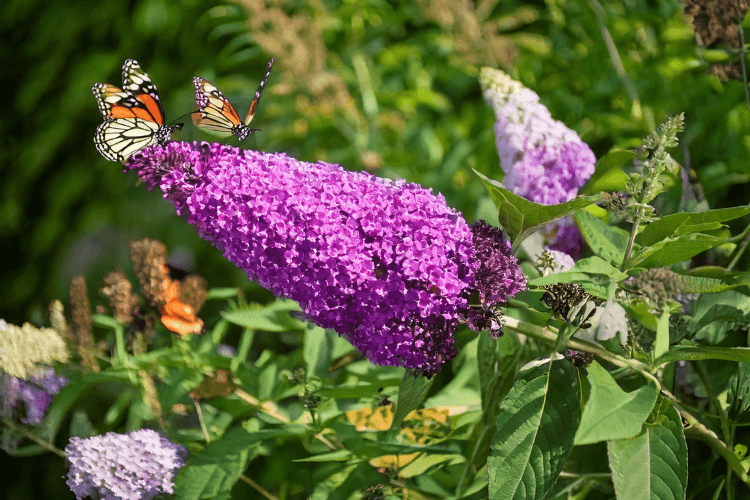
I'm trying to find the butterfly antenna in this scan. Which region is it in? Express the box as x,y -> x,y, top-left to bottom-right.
169,110 -> 200,126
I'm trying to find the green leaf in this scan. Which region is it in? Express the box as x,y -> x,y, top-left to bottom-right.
575,209 -> 629,266
206,287 -> 240,300
390,370 -> 434,430
528,256 -> 627,297
582,149 -> 634,193
473,169 -> 601,250
174,427 -> 300,500
318,379 -> 402,399
627,233 -> 726,269
687,290 -> 750,338
574,361 -> 658,445
636,206 -> 750,247
464,333 -> 522,481
479,333 -> 522,421
654,311 -> 671,360
679,266 -> 750,293
607,401 -> 687,500
304,326 -> 334,377
654,346 -> 750,367
44,371 -> 132,441
488,359 -> 580,500
221,300 -> 305,332
294,449 -> 354,462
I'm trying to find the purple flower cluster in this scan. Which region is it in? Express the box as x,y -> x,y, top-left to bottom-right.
1,367 -> 67,425
65,429 -> 187,500
470,221 -> 526,306
465,221 -> 527,337
480,67 -> 596,257
126,142 -> 489,374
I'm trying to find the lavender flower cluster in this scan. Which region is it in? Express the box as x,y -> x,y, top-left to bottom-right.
65,429 -> 187,500
1,368 -> 67,425
126,142 -> 525,374
480,67 -> 595,256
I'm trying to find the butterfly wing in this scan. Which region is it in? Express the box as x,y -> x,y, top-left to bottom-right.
192,77 -> 242,138
122,59 -> 166,126
94,118 -> 161,162
243,58 -> 274,127
93,59 -> 179,162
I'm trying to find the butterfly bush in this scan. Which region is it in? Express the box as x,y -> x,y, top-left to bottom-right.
65,429 -> 187,500
1,368 -> 67,425
480,67 -> 596,257
125,142 -> 525,375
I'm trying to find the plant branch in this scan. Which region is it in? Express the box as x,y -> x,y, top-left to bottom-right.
503,316 -> 660,388
233,388 -> 339,450
238,474 -> 278,500
662,389 -> 750,487
2,418 -> 66,458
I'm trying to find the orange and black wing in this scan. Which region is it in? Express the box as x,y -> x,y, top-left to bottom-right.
243,58 -> 274,127
92,59 -> 174,162
121,59 -> 166,126
192,77 -> 242,137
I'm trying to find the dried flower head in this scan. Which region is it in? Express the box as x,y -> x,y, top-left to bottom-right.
130,239 -> 169,308
565,350 -> 595,368
125,141 -> 478,375
65,429 -> 187,500
629,267 -> 697,311
68,277 -> 99,372
541,283 -> 602,328
100,271 -> 138,325
69,276 -> 93,346
0,319 -> 69,379
179,274 -> 207,313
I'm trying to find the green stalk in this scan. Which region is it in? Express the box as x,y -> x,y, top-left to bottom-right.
503,316 -> 660,388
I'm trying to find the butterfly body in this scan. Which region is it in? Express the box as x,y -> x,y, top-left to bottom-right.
192,58 -> 274,141
93,59 -> 181,162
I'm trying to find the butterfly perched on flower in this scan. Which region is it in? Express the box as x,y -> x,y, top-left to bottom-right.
192,58 -> 274,141
93,59 -> 183,162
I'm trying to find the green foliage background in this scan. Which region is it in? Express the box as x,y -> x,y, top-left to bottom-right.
3,0 -> 750,497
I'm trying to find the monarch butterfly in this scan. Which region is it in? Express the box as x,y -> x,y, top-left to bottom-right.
192,58 -> 274,141
93,59 -> 183,162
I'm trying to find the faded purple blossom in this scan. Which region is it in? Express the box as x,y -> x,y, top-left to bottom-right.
544,216 -> 585,259
480,67 -> 596,256
65,429 -> 187,500
126,141 -> 489,375
0,367 -> 67,426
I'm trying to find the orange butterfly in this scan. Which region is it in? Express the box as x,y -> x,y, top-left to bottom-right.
160,265 -> 203,336
192,58 -> 274,141
93,59 -> 183,162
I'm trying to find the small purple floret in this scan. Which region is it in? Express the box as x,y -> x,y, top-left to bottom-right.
65,429 -> 187,500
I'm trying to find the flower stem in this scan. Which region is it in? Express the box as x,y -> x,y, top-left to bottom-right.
238,474 -> 278,500
662,389 -> 750,486
503,316 -> 660,388
1,418 -> 66,458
